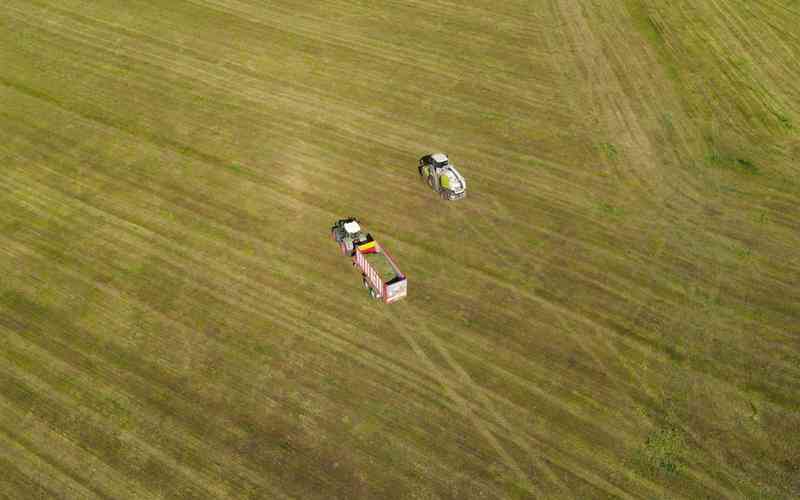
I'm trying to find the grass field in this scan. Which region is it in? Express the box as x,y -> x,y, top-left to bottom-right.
1,0 -> 799,498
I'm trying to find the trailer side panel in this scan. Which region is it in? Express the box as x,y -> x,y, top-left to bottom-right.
353,250 -> 383,297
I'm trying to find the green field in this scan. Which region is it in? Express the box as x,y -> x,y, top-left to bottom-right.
1,1 -> 799,498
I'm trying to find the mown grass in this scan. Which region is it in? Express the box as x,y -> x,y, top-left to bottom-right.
1,0 -> 799,499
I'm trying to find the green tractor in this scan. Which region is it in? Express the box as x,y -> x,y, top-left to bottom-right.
418,153 -> 466,200
330,217 -> 366,255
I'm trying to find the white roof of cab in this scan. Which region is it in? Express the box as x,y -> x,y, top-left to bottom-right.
343,221 -> 361,234
431,153 -> 448,163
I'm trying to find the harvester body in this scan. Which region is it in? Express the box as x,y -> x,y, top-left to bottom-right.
331,218 -> 407,303
419,153 -> 466,200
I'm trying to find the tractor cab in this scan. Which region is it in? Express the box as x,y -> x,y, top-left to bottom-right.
431,153 -> 449,168
331,217 -> 368,254
343,220 -> 361,236
418,153 -> 467,200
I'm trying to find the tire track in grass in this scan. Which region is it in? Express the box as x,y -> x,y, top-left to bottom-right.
382,311 -> 542,497
0,319 -> 296,499
547,0 -> 706,212
546,0 -> 650,197
0,362 -> 226,499
172,0 -> 566,151
7,0 -> 567,200
392,209 -> 690,395
0,84 -> 346,235
710,0 -> 800,122
454,211 -> 685,336
393,273 -> 646,440
388,297 -> 594,495
0,418 -> 107,500
538,6 -> 779,491
552,309 -> 649,406
546,306 -> 685,498
11,0 -> 680,210
1,6 -> 460,206
444,178 -> 676,300
446,197 -> 597,420
182,0 -> 444,72
272,243 -> 640,496
544,0 -> 729,431
0,456 -> 59,500
389,305 -> 659,498
428,329 -> 668,499
0,249 -> 293,497
437,333 -> 674,499
0,97 -> 361,226
450,253 -> 689,398
570,229 -> 669,410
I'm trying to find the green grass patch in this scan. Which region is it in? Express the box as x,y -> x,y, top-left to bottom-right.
706,149 -> 760,175
775,112 -> 793,130
596,202 -> 623,217
638,427 -> 688,476
597,142 -> 618,161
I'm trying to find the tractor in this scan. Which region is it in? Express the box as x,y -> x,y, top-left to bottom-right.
330,217 -> 408,303
418,153 -> 466,200
330,217 -> 367,255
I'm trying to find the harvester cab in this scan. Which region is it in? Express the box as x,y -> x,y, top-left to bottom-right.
418,153 -> 466,200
